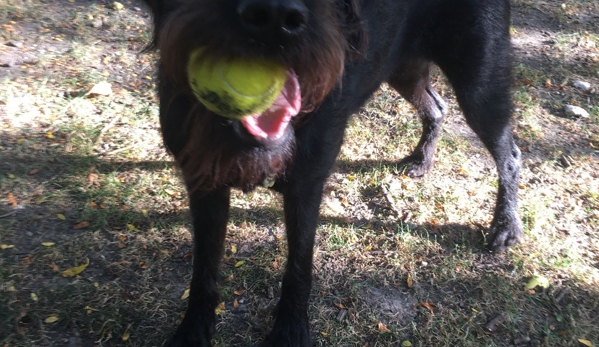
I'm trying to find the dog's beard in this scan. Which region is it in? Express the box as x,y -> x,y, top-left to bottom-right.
175,103 -> 296,191
153,0 -> 364,190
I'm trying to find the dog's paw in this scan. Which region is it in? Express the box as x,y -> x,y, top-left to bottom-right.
486,217 -> 523,253
397,154 -> 433,177
263,315 -> 312,347
166,312 -> 215,347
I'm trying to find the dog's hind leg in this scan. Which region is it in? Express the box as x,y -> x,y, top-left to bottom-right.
388,60 -> 447,177
168,188 -> 230,347
430,2 -> 523,252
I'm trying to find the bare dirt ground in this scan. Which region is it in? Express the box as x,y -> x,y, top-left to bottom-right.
1,0 -> 598,346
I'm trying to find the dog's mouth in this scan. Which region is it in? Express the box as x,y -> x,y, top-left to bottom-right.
238,70 -> 301,140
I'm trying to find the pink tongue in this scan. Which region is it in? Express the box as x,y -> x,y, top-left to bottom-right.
241,71 -> 301,139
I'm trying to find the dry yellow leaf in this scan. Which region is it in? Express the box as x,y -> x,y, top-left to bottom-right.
57,214 -> 66,220
44,315 -> 59,323
113,1 -> 124,10
181,289 -> 190,300
30,293 -> 38,301
231,244 -> 237,253
41,242 -> 55,247
122,331 -> 130,341
407,273 -> 413,288
235,260 -> 245,268
127,224 -> 139,231
525,276 -> 549,290
578,339 -> 595,347
215,302 -> 225,315
61,258 -> 90,277
142,209 -> 148,217
0,244 -> 15,250
402,341 -> 413,347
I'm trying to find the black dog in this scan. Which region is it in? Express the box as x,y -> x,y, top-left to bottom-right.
141,0 -> 522,345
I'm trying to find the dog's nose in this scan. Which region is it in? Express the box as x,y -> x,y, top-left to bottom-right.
237,0 -> 308,41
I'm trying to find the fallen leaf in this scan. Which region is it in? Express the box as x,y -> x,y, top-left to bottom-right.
41,242 -> 55,247
8,193 -> 17,206
87,172 -> 99,182
142,209 -> 148,217
57,214 -> 66,220
215,302 -> 225,315
30,293 -> 38,301
578,339 -> 595,347
402,341 -> 413,347
49,263 -> 59,272
61,258 -> 90,277
414,302 -> 436,315
122,331 -> 130,341
235,260 -> 245,268
113,1 -> 124,10
73,221 -> 90,229
234,289 -> 245,296
525,276 -> 550,290
320,331 -> 328,336
181,289 -> 190,300
127,224 -> 139,231
334,302 -> 347,309
231,244 -> 237,253
0,244 -> 15,250
44,315 -> 59,323
85,306 -> 94,314
88,81 -> 112,96
233,299 -> 239,308
377,321 -> 391,333
407,273 -> 413,288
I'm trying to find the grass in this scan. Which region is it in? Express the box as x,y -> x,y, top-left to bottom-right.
1,0 -> 599,346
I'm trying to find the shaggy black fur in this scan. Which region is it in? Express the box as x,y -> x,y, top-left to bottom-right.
141,0 -> 522,345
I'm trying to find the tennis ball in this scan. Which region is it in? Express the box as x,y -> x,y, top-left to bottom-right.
187,49 -> 287,118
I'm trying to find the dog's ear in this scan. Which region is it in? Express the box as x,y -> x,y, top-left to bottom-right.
342,0 -> 367,59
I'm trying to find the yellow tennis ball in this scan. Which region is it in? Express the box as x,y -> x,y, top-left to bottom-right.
187,49 -> 287,118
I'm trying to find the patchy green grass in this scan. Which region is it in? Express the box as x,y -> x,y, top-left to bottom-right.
1,0 -> 599,347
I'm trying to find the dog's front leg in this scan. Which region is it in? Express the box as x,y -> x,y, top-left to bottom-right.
264,178 -> 325,347
168,188 -> 230,347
